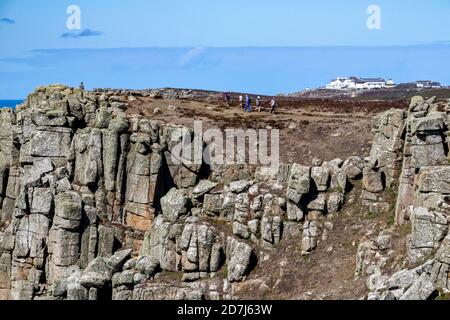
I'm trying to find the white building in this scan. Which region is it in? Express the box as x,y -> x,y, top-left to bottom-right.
326,77 -> 355,90
386,79 -> 395,88
326,77 -> 392,90
416,80 -> 441,89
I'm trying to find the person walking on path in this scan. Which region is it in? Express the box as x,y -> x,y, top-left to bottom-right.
239,94 -> 244,109
270,98 -> 277,114
256,96 -> 261,112
245,95 -> 252,112
225,92 -> 231,106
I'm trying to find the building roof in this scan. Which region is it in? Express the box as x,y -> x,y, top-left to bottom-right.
358,77 -> 386,83
416,80 -> 441,84
330,77 -> 386,84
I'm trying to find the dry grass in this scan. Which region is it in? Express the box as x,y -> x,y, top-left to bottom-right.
124,95 -> 406,165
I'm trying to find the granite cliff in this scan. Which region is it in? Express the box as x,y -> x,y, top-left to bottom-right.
0,85 -> 449,300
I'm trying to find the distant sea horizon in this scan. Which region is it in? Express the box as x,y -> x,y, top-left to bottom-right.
0,100 -> 24,108
2,44 -> 450,97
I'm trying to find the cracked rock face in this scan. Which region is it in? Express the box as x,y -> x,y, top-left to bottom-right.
363,96 -> 450,300
1,87 -> 449,301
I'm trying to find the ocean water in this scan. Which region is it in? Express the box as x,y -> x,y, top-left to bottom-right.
0,100 -> 24,108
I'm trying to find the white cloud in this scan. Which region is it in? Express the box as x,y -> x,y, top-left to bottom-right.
178,46 -> 206,66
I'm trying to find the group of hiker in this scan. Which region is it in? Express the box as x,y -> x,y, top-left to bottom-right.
226,92 -> 277,114
80,83 -> 277,114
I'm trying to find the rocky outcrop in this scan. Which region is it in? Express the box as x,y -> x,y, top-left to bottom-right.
370,109 -> 406,188
1,87 -> 449,301
0,85 -> 369,300
0,85 -> 198,300
362,96 -> 450,300
395,98 -> 448,225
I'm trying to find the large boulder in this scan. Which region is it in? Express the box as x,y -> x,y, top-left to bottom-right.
80,257 -> 113,289
362,157 -> 384,193
180,219 -> 224,274
160,188 -> 191,222
107,249 -> 133,273
410,113 -> 445,133
418,167 -> 450,194
192,180 -> 218,198
301,221 -> 320,255
342,156 -> 364,180
400,273 -> 437,300
53,191 -> 83,230
408,207 -> 448,264
229,180 -> 252,194
28,128 -> 72,158
287,164 -> 310,203
226,237 -> 254,282
140,216 -> 184,272
135,256 -> 160,277
311,166 -> 330,192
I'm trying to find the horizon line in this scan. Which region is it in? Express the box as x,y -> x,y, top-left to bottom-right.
28,41 -> 450,52
2,81 -> 449,101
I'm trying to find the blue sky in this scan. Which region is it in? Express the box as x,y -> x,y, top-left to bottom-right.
1,0 -> 450,98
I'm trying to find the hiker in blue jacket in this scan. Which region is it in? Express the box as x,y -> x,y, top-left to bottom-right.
245,95 -> 252,112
